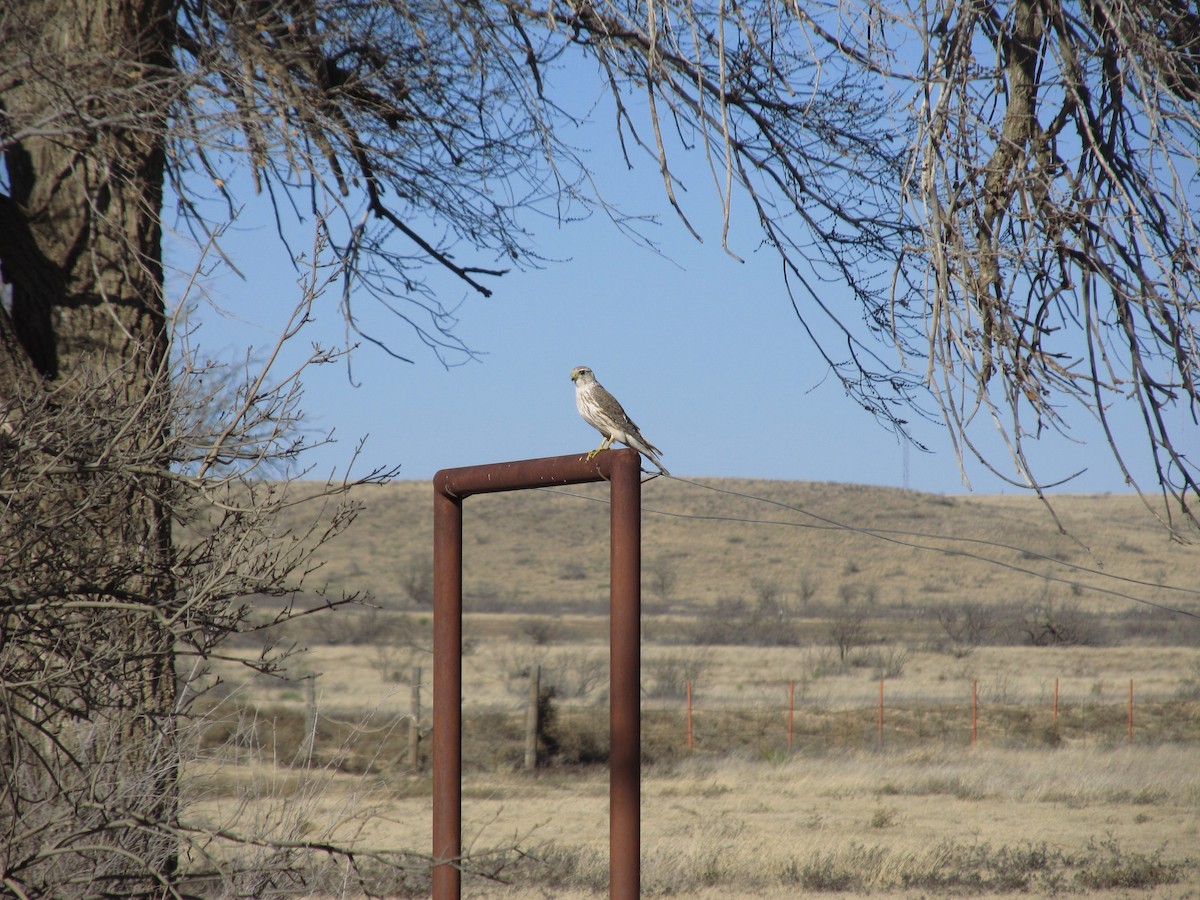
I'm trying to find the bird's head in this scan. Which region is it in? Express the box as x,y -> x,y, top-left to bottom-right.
570,366 -> 595,385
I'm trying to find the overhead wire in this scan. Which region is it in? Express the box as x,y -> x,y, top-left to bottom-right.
535,472 -> 1200,620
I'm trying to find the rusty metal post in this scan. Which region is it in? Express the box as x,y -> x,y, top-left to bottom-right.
432,450 -> 645,900
609,449 -> 641,900
432,484 -> 463,898
525,662 -> 540,771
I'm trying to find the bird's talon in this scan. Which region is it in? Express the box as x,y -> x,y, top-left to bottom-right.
571,365 -> 669,477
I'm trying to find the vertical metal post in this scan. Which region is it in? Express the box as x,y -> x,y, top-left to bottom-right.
431,450 -> 645,900
432,487 -> 463,898
609,449 -> 641,900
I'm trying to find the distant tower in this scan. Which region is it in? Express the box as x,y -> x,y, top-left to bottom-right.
902,442 -> 910,490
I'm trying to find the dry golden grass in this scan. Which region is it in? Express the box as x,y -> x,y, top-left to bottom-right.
185,745 -> 1200,897
186,478 -> 1200,895
192,633 -> 1195,897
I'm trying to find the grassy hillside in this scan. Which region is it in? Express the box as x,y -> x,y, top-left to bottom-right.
293,476 -> 1200,629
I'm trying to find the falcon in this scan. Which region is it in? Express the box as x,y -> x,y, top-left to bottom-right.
570,365 -> 669,475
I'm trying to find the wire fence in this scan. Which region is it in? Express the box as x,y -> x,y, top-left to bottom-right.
202,671 -> 1199,774
531,677 -> 1200,764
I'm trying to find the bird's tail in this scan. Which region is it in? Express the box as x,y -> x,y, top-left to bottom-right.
635,440 -> 670,476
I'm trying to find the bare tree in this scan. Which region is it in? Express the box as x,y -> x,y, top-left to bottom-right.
901,0 -> 1200,528
540,0 -> 1200,526
1021,592 -> 1098,646
0,238 -> 399,893
795,572 -> 821,608
0,6 -> 905,885
829,607 -> 869,663
4,0 -> 1200,892
398,553 -> 435,607
933,601 -> 996,653
646,554 -> 680,604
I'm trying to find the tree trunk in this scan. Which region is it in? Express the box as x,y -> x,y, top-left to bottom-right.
0,0 -> 179,894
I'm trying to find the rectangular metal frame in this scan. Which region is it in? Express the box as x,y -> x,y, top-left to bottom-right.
432,449 -> 643,899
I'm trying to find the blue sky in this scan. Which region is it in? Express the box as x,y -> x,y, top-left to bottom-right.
164,96 -> 1182,497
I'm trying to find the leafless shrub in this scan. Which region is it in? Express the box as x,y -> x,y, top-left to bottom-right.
980,670 -> 1017,705
496,644 -> 542,695
535,693 -> 609,767
543,651 -> 608,701
0,249 -> 401,895
399,553 -> 434,606
828,608 -> 870,663
183,712 -> 431,894
645,652 -> 711,700
690,595 -> 802,646
795,572 -> 821,608
933,602 -> 997,654
367,615 -> 429,683
646,554 -> 680,604
1020,596 -> 1098,647
521,617 -> 562,646
837,581 -> 880,608
867,644 -> 911,680
807,646 -> 845,680
751,576 -> 783,609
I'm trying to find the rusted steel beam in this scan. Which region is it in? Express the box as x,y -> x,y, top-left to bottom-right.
433,450 -> 627,498
608,450 -> 642,900
431,449 -> 645,900
431,482 -> 463,899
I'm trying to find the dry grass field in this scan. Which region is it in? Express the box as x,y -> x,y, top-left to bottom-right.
185,477 -> 1200,896
187,745 -> 1200,897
